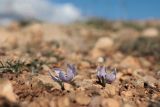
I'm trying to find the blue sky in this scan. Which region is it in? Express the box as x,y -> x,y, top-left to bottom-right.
51,0 -> 160,20
0,0 -> 160,25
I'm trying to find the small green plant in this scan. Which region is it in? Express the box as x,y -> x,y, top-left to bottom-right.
26,59 -> 46,74
123,22 -> 145,31
0,60 -> 26,73
85,18 -> 113,30
119,36 -> 160,60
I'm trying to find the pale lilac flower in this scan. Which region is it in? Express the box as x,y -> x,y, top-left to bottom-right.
49,64 -> 76,90
97,66 -> 107,79
96,65 -> 116,87
105,68 -> 116,84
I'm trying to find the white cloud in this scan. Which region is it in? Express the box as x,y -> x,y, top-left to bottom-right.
0,0 -> 82,25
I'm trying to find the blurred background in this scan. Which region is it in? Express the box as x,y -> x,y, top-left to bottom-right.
0,1 -> 160,107
0,0 -> 160,25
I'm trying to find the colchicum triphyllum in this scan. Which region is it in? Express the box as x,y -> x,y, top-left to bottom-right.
97,65 -> 116,87
49,64 -> 76,90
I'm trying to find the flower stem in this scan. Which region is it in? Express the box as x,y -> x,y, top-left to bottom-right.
60,82 -> 65,90
101,77 -> 106,87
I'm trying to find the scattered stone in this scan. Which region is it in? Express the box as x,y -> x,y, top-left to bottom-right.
49,99 -> 56,107
89,96 -> 101,107
64,83 -> 74,91
123,103 -> 135,107
142,28 -> 159,37
112,52 -> 124,62
94,37 -> 114,51
139,57 -> 151,68
143,75 -> 157,86
5,35 -> 18,49
75,92 -> 91,105
97,56 -> 105,63
0,97 -> 19,107
38,98 -> 50,107
28,101 -> 39,107
0,79 -> 17,102
116,72 -> 123,79
117,28 -> 140,38
57,96 -> 70,107
42,64 -> 51,72
91,48 -> 104,59
80,61 -> 90,68
102,98 -> 120,107
104,84 -> 116,96
0,20 -> 159,107
34,74 -> 61,89
120,56 -> 140,69
157,71 -> 160,77
121,91 -> 133,97
76,79 -> 93,89
133,79 -> 144,88
8,21 -> 21,31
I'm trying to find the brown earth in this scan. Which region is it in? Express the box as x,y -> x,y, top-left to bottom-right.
0,20 -> 160,107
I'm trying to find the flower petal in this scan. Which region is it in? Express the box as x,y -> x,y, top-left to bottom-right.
59,71 -> 68,82
97,66 -> 107,78
58,70 -> 74,82
53,68 -> 62,76
105,71 -> 116,83
48,71 -> 60,82
67,64 -> 76,75
66,70 -> 74,82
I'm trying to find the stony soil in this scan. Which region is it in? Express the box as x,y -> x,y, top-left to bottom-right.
0,20 -> 160,107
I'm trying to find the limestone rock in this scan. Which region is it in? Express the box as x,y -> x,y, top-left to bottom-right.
57,96 -> 70,107
75,92 -> 91,105
0,79 -> 17,102
142,28 -> 159,37
120,56 -> 140,69
102,98 -> 120,107
34,74 -> 61,89
104,84 -> 116,96
94,37 -> 114,51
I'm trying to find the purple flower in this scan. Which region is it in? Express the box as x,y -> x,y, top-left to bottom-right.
105,68 -> 116,84
96,65 -> 116,87
97,66 -> 107,79
49,64 -> 76,90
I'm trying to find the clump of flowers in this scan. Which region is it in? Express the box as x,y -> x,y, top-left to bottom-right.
49,64 -> 76,90
97,65 -> 116,87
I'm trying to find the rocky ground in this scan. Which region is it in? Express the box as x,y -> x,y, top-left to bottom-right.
0,20 -> 160,107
